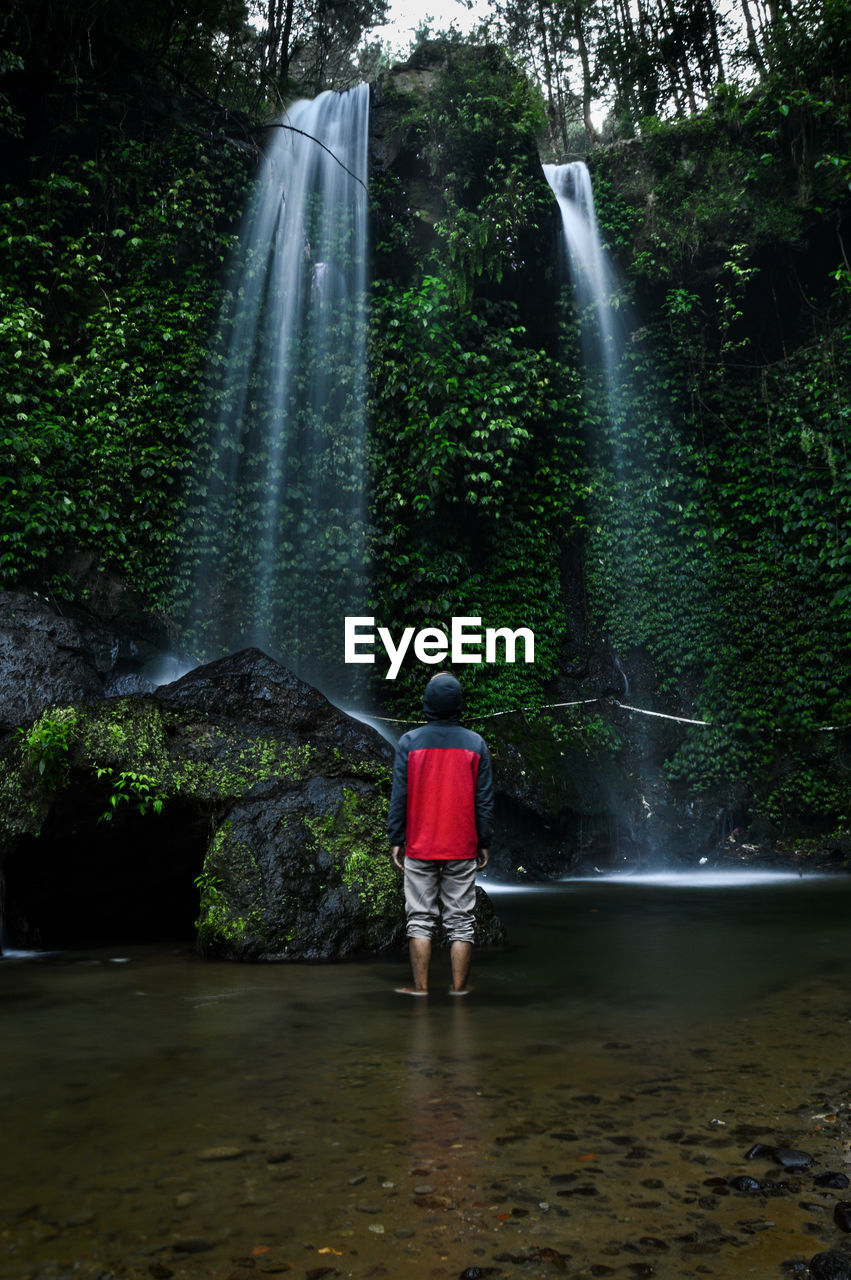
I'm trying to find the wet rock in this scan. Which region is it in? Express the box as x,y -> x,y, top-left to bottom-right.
494,1247 -> 568,1270
172,1236 -> 215,1253
458,1269 -> 499,1279
412,1192 -> 457,1210
745,1143 -> 814,1170
834,1203 -> 851,1232
746,1143 -> 776,1160
775,1146 -> 814,1171
66,1209 -> 95,1226
2,648 -> 506,957
729,1176 -> 762,1192
0,585 -> 170,734
809,1252 -> 851,1280
198,1146 -> 244,1161
816,1174 -> 851,1190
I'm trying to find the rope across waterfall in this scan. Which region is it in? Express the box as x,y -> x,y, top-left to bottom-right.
368,699 -> 849,734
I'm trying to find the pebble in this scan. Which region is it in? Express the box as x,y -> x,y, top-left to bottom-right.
172,1235 -> 215,1253
809,1253 -> 851,1280
834,1202 -> 851,1232
197,1146 -> 244,1161
729,1176 -> 761,1192
66,1209 -> 95,1226
816,1173 -> 851,1189
348,1174 -> 367,1186
774,1146 -> 814,1171
368,1223 -> 385,1234
174,1192 -> 198,1208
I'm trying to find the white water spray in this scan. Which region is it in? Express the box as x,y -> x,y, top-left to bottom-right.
543,161 -> 621,385
184,85 -> 370,697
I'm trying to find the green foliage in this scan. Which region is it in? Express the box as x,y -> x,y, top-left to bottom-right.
367,273 -> 587,714
307,787 -> 399,918
402,43 -> 551,308
0,95 -> 251,601
95,768 -> 167,822
17,708 -> 77,788
582,69 -> 851,827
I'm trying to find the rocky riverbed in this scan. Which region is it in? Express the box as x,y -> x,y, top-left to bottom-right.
2,879 -> 849,1280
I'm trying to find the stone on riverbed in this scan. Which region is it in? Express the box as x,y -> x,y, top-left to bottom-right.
745,1143 -> 814,1170
816,1173 -> 851,1190
809,1253 -> 851,1280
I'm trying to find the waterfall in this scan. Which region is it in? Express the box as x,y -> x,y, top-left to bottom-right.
183,84 -> 370,698
542,161 -> 621,387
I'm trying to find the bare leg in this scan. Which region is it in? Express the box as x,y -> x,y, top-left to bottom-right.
402,936 -> 431,993
449,940 -> 473,993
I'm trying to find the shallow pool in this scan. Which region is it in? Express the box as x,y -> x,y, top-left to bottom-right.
2,875 -> 849,1279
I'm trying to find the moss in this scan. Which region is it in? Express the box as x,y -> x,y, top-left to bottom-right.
195,820 -> 266,950
306,787 -> 400,919
75,699 -> 169,771
173,736 -> 313,801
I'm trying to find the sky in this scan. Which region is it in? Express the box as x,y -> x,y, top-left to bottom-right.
369,0 -> 492,57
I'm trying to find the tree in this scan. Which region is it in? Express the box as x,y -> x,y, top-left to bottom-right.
252,0 -> 389,96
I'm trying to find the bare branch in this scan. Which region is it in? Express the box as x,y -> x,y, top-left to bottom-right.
256,121 -> 368,191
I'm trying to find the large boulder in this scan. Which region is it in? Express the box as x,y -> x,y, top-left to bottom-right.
0,583 -> 174,734
0,649 -> 506,958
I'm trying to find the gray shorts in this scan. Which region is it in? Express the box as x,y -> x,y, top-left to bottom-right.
403,856 -> 477,944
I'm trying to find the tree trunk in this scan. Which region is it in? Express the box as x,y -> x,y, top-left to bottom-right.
741,0 -> 768,77
573,2 -> 601,146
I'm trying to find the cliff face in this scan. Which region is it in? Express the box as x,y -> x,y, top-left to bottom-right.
364,53 -> 851,873
1,44 -> 848,894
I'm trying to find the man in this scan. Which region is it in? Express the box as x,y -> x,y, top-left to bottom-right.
388,671 -> 494,995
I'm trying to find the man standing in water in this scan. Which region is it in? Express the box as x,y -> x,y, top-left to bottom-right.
388,672 -> 494,995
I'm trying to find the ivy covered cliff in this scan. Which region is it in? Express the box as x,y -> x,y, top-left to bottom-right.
1,4 -> 849,883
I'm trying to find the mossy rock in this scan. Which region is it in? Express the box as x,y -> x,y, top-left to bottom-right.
0,648 -> 506,957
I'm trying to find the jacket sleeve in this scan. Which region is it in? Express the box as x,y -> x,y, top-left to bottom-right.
386,735 -> 410,845
474,738 -> 495,846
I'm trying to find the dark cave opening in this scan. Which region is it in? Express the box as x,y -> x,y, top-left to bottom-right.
1,798 -> 210,949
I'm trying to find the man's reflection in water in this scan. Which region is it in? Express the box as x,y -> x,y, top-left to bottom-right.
399,1000 -> 497,1256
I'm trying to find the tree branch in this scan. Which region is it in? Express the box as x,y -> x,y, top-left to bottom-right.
256,121 -> 368,191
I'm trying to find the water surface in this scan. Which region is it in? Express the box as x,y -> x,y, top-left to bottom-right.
2,877 -> 849,1279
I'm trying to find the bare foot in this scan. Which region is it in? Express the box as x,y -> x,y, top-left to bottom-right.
394,986 -> 428,996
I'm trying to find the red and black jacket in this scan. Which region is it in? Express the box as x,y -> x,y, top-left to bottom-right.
387,685 -> 494,861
